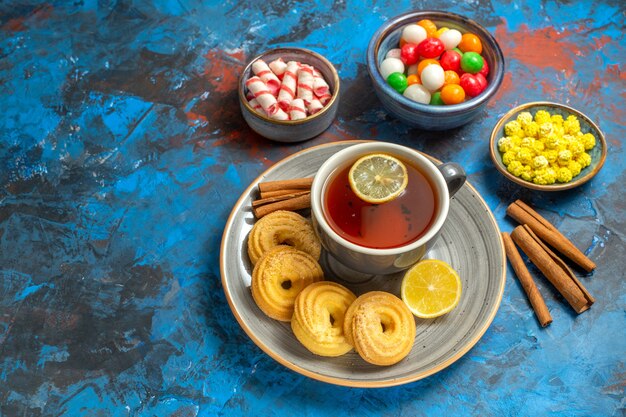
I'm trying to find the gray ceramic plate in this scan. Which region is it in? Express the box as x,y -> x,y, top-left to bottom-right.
220,141 -> 506,388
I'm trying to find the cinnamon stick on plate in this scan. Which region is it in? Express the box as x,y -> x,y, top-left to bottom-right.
510,225 -> 594,314
506,200 -> 596,272
252,177 -> 314,218
252,193 -> 311,219
258,177 -> 314,193
502,232 -> 553,327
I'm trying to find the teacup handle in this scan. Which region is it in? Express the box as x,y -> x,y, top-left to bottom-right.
437,162 -> 466,197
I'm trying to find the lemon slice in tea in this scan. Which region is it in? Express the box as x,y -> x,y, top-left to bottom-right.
348,153 -> 408,204
401,259 -> 462,318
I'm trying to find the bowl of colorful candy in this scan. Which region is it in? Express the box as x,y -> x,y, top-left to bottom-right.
489,102 -> 607,191
366,10 -> 504,130
239,47 -> 340,142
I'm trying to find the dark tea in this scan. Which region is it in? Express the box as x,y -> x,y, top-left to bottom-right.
323,157 -> 437,249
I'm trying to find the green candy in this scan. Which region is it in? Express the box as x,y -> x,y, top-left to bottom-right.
453,47 -> 463,56
430,92 -> 444,105
460,52 -> 484,74
387,72 -> 408,93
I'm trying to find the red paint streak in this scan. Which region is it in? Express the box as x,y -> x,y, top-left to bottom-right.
321,125 -> 360,142
2,18 -> 27,32
186,111 -> 208,126
1,5 -> 53,32
489,71 -> 513,106
539,79 -> 559,99
495,22 -> 579,75
203,49 -> 246,94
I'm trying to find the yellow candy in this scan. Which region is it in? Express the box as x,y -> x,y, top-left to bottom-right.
563,115 -> 581,134
507,160 -> 523,175
532,155 -> 549,169
517,147 -> 534,165
520,136 -> 535,148
546,167 -> 557,184
504,120 -> 524,138
557,167 -> 573,183
516,111 -> 533,127
534,110 -> 551,125
560,134 -> 575,150
502,150 -> 516,165
543,149 -> 558,164
553,124 -> 565,137
538,122 -> 554,138
557,149 -> 572,166
523,121 -> 540,137
568,160 -> 582,177
520,168 -> 534,181
498,136 -> 514,153
532,168 -> 549,185
435,27 -> 449,37
576,153 -> 591,168
581,133 -> 596,150
544,134 -> 560,149
551,114 -> 564,126
532,140 -> 545,152
569,141 -> 585,157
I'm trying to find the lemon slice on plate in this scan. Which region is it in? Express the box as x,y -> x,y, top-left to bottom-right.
401,259 -> 462,318
348,153 -> 408,204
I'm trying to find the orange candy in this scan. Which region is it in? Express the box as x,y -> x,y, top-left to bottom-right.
416,19 -> 438,37
417,59 -> 440,76
443,70 -> 460,86
458,33 -> 483,54
406,74 -> 420,85
440,84 -> 466,105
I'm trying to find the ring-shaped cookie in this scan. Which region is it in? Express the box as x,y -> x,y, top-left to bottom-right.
344,291 -> 416,366
247,210 -> 321,265
251,245 -> 323,321
291,281 -> 357,357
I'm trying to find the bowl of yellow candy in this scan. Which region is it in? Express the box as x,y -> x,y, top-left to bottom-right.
489,101 -> 607,191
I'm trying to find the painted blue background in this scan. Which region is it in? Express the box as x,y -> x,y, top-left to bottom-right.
1,0 -> 624,416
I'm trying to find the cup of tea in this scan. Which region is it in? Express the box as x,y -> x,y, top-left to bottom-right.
310,142 -> 466,276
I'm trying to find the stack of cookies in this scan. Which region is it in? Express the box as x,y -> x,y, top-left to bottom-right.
247,210 -> 416,366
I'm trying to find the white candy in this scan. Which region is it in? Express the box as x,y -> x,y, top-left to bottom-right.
401,24 -> 427,45
379,57 -> 405,80
420,64 -> 445,92
386,48 -> 402,59
438,29 -> 462,50
403,84 -> 431,104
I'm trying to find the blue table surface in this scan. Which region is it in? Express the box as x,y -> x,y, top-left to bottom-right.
1,1 -> 624,416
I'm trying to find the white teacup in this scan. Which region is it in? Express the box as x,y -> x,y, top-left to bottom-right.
310,142 -> 466,276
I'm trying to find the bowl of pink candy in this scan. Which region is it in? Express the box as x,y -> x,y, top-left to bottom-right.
367,10 -> 504,130
239,47 -> 340,142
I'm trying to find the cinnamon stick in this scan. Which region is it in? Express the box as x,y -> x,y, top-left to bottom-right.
510,225 -> 593,314
259,188 -> 309,199
506,200 -> 596,272
502,232 -> 553,327
252,193 -> 311,218
258,177 -> 314,193
252,191 -> 310,208
524,225 -> 595,305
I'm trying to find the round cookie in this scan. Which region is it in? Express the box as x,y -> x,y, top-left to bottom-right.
344,291 -> 416,366
291,281 -> 357,357
251,245 -> 323,321
247,210 -> 321,265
